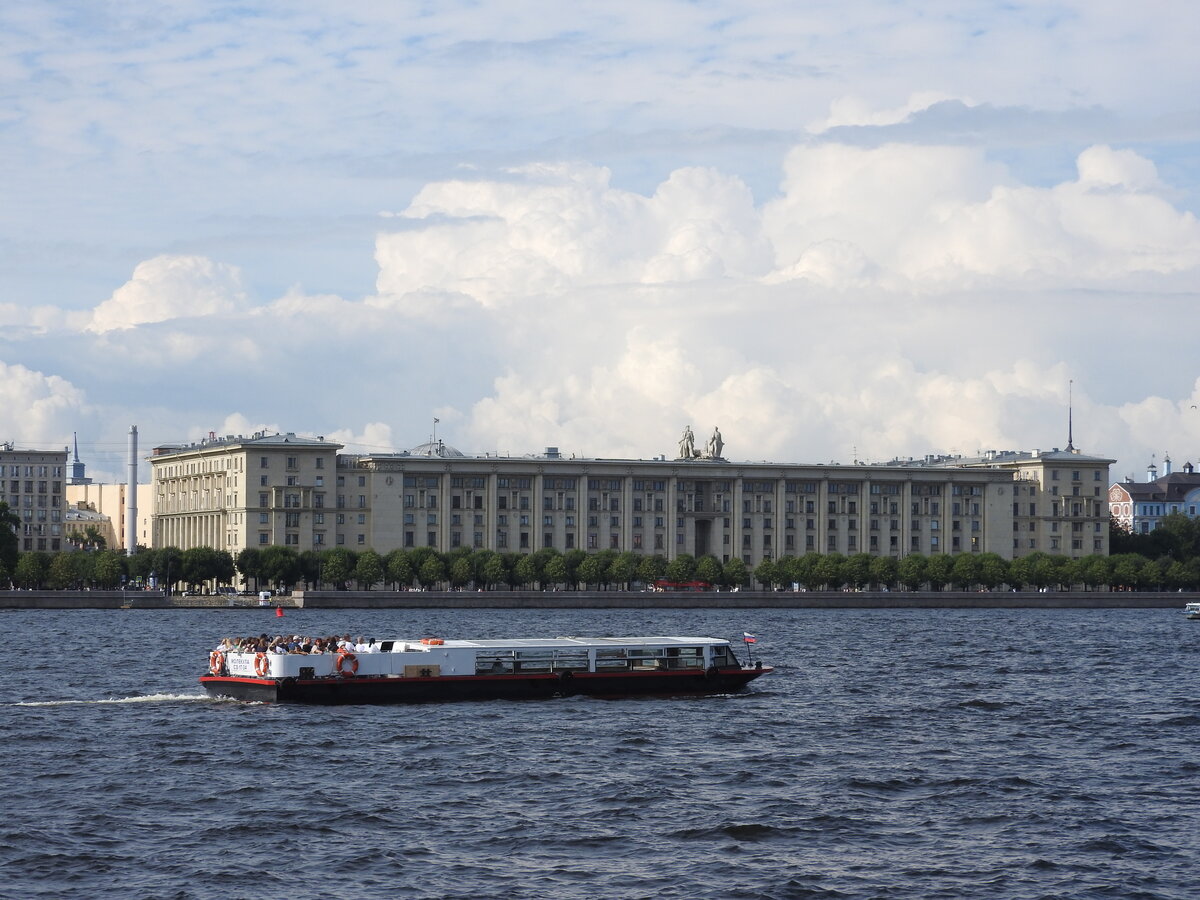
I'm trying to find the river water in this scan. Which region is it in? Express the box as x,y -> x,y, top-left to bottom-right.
2,607 -> 1197,899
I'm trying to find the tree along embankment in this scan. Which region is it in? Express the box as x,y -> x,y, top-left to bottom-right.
1,590 -> 1192,610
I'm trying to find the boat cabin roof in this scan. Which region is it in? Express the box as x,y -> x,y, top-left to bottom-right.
398,636 -> 730,650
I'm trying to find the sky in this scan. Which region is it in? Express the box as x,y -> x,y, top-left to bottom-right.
2,1 -> 1199,484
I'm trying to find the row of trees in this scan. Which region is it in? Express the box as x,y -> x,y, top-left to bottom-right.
6,539 -> 1200,593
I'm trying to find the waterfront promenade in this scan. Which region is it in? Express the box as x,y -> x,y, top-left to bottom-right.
0,589 -> 1190,609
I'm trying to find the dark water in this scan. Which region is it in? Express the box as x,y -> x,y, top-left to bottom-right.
2,607 -> 1198,900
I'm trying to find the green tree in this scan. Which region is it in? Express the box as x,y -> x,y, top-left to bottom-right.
259,546 -> 301,591
842,553 -> 873,590
722,556 -> 748,589
1077,554 -> 1112,591
794,553 -> 823,590
155,546 -> 184,592
813,553 -> 843,589
182,546 -> 230,591
48,552 -> 77,589
126,547 -> 156,584
977,553 -> 1009,590
562,550 -> 588,588
321,548 -> 357,590
664,553 -> 697,584
482,552 -> 508,589
15,552 -> 49,589
418,554 -> 447,589
754,558 -> 779,590
695,555 -> 723,588
1109,553 -> 1147,590
93,550 -> 125,589
868,555 -> 899,591
950,553 -> 981,590
897,554 -> 927,591
636,554 -> 668,587
543,554 -> 568,588
354,550 -> 385,589
577,553 -> 607,587
925,554 -> 953,591
235,547 -> 263,591
449,553 -> 475,588
0,501 -> 18,575
609,552 -> 639,589
515,554 -> 540,588
298,550 -> 323,589
385,549 -> 413,589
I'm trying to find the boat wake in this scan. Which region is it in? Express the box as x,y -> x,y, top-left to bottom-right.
11,692 -> 224,707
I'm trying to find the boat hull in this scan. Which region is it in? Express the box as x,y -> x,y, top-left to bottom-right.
200,666 -> 771,705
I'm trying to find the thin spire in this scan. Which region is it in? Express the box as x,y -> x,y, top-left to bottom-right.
72,431 -> 81,463
1066,380 -> 1074,451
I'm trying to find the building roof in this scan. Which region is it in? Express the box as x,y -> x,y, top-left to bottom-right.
408,440 -> 465,458
151,431 -> 341,458
887,447 -> 1115,468
1115,472 -> 1200,502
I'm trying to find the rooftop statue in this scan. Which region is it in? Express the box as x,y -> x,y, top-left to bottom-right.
678,425 -> 695,460
707,427 -> 724,459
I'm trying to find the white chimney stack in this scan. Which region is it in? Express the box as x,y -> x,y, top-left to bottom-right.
126,425 -> 138,555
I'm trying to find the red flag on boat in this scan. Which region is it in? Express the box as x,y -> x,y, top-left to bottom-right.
742,632 -> 757,643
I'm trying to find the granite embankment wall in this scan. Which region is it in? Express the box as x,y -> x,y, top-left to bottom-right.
1,590 -> 1193,610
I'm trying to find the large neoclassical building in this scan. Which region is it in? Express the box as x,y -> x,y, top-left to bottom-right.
148,430 -> 1113,564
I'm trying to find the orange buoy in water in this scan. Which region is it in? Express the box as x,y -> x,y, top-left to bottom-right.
275,606 -> 284,617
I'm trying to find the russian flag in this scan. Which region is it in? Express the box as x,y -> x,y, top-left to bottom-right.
742,632 -> 757,643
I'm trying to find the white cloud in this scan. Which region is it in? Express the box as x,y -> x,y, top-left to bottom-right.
809,91 -> 965,132
762,143 -> 1200,288
0,360 -> 88,444
87,255 -> 248,334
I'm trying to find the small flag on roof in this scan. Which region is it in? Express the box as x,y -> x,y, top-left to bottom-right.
743,632 -> 757,643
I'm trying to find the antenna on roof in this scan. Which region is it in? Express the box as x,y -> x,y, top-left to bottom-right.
1066,379 -> 1075,452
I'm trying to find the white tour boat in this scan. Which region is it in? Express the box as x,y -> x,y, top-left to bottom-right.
200,635 -> 771,704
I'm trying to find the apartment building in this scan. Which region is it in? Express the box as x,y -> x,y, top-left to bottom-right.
0,443 -> 68,552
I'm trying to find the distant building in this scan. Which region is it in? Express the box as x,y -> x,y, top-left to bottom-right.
148,431 -> 1114,566
64,482 -> 154,552
64,503 -> 115,549
948,448 -> 1114,557
1108,454 -> 1200,534
0,443 -> 68,552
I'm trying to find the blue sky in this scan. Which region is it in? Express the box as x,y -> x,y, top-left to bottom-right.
2,1 -> 1198,482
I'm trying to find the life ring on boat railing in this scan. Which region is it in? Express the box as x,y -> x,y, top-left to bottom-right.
420,638 -> 444,646
209,650 -> 225,675
254,653 -> 271,677
335,650 -> 359,677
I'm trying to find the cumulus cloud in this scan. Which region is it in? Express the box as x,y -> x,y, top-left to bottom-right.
762,143 -> 1200,288
0,360 -> 88,444
374,163 -> 771,306
87,255 -> 248,334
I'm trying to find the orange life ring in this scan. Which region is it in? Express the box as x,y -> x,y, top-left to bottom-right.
209,650 -> 225,675
420,638 -> 444,646
336,650 -> 359,677
254,652 -> 271,677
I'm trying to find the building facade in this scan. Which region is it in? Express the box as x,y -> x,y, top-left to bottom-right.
1108,456 -> 1200,534
0,443 -> 68,552
148,432 -> 1114,565
953,448 -> 1114,557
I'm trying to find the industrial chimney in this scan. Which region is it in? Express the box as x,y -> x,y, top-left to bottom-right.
126,425 -> 138,555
